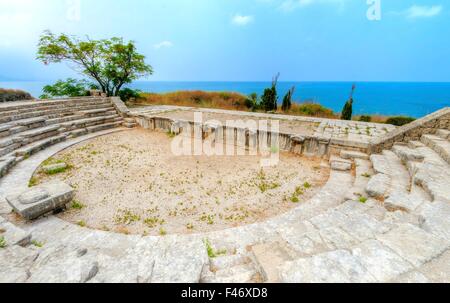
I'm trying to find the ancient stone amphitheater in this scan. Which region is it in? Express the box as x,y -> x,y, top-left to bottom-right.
0,97 -> 449,283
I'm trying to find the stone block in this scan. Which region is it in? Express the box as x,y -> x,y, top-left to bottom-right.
366,174 -> 390,198
6,182 -> 75,220
385,192 -> 424,213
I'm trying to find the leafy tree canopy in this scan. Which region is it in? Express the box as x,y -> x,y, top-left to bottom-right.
37,31 -> 153,96
40,78 -> 97,99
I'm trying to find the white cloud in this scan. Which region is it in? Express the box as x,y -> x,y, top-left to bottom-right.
153,41 -> 173,49
404,5 -> 442,19
231,14 -> 254,26
279,0 -> 347,12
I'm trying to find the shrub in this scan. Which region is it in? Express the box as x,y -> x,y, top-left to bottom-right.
290,102 -> 335,118
261,74 -> 279,112
385,116 -> 416,126
118,88 -> 142,102
359,115 -> 372,122
0,88 -> 33,102
0,236 -> 6,248
40,78 -> 94,99
245,93 -> 259,110
281,86 -> 295,112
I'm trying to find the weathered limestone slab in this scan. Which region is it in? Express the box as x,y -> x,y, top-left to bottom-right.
436,129 -> 450,140
370,154 -> 390,175
279,250 -> 376,283
392,145 -> 425,162
419,201 -> 450,241
366,174 -> 390,198
6,182 -> 75,220
0,246 -> 39,283
0,220 -> 32,247
352,240 -> 414,282
150,236 -> 209,283
0,157 -> 15,178
340,150 -> 369,160
408,140 -> 426,149
421,134 -> 450,165
416,249 -> 450,283
414,162 -> 450,203
376,224 -> 449,267
330,156 -> 352,171
384,192 -> 424,213
28,245 -> 99,283
391,271 -> 430,283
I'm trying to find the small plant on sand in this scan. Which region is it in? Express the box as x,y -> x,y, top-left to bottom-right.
186,223 -> 194,230
204,239 -> 227,259
115,209 -> 141,225
32,240 -> 44,248
28,177 -> 39,188
290,195 -> 300,203
361,173 -> 371,178
144,217 -> 164,228
71,200 -> 85,210
359,197 -> 368,204
303,182 -> 312,189
77,221 -> 86,227
166,131 -> 176,138
0,236 -> 6,248
159,228 -> 167,236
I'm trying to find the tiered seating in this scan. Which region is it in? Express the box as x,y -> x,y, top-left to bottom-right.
0,97 -> 124,178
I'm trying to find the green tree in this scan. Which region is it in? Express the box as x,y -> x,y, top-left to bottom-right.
40,78 -> 96,99
281,86 -> 295,112
341,84 -> 356,120
261,73 -> 279,112
245,92 -> 259,110
37,31 -> 153,97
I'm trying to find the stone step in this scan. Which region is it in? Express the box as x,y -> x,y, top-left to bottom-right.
86,121 -> 123,133
421,134 -> 450,165
279,250 -> 377,283
0,98 -> 110,113
370,154 -> 390,175
381,150 -> 411,194
340,150 -> 370,160
0,102 -> 114,123
0,220 -> 32,247
408,141 -> 426,149
329,156 -> 353,171
16,125 -> 61,140
251,242 -> 295,283
436,129 -> 450,140
376,224 -> 449,268
59,115 -> 119,130
15,134 -> 67,157
77,108 -> 113,116
392,145 -> 425,163
0,246 -> 40,283
202,263 -> 261,283
414,161 -> 450,203
0,157 -> 15,178
346,158 -> 372,201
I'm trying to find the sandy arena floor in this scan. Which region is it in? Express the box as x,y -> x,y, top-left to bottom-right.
33,129 -> 330,236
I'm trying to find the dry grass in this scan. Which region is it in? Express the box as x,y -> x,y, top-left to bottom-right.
134,91 -> 338,119
137,91 -> 250,111
0,88 -> 33,102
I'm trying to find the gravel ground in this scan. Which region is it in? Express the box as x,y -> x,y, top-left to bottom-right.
34,129 -> 330,236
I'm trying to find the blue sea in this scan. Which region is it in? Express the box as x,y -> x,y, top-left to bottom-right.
1,81 -> 449,118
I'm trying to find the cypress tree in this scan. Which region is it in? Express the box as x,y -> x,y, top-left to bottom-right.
341,84 -> 356,121
282,86 -> 295,112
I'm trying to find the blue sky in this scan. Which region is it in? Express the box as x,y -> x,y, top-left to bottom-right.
0,0 -> 448,82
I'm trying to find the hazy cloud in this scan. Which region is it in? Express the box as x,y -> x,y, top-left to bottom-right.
404,5 -> 442,19
154,41 -> 173,49
231,14 -> 254,26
